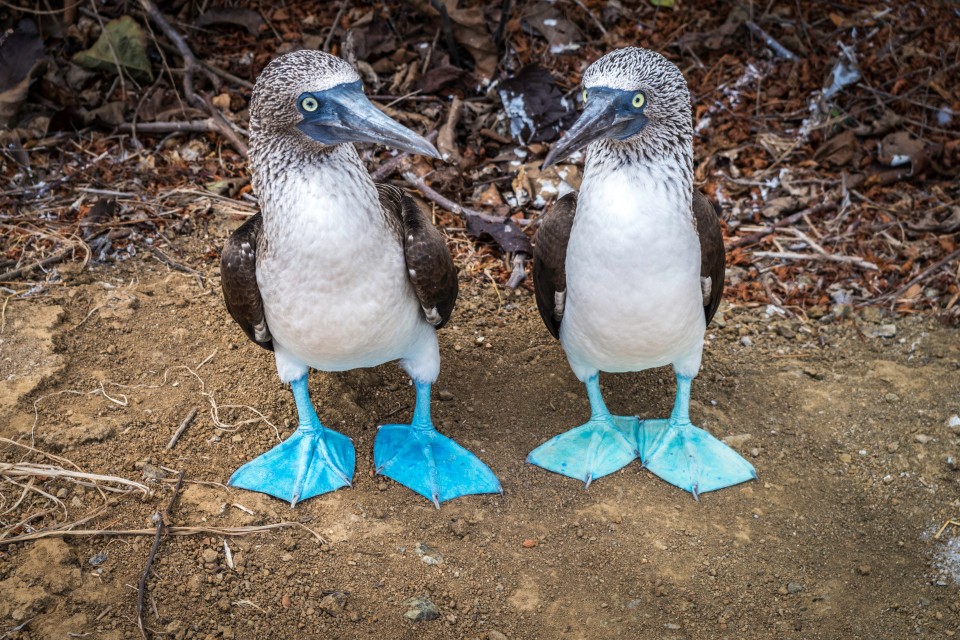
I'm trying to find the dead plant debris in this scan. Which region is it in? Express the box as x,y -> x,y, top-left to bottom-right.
0,1 -> 957,320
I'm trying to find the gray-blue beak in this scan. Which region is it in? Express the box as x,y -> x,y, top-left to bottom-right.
543,88 -> 648,168
297,81 -> 440,159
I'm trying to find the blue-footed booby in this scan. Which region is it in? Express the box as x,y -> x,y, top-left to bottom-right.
528,48 -> 756,498
220,51 -> 500,506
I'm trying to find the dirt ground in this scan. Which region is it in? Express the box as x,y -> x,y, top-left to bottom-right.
2,230 -> 960,639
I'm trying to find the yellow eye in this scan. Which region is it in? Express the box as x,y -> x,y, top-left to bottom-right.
582,88 -> 588,103
632,92 -> 645,109
301,96 -> 319,112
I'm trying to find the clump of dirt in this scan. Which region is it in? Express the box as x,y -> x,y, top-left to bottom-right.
1,250 -> 959,639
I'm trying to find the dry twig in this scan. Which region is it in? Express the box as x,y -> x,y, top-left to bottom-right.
401,171 -> 503,225
0,521 -> 325,546
752,250 -> 878,271
166,407 -> 198,451
136,0 -> 248,158
880,247 -> 960,303
369,131 -> 438,181
746,21 -> 797,61
728,202 -> 837,249
137,470 -> 184,640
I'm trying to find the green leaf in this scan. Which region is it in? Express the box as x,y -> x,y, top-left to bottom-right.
72,15 -> 153,82
650,0 -> 676,7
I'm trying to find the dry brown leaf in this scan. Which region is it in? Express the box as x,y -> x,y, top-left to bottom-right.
194,8 -> 264,36
442,1 -> 498,83
0,19 -> 45,128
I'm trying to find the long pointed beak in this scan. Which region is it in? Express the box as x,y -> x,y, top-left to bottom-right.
543,96 -> 619,168
297,82 -> 440,159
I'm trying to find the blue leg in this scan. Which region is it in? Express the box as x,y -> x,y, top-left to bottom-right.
527,374 -> 639,486
636,375 -> 756,499
374,381 -> 501,507
229,374 -> 355,505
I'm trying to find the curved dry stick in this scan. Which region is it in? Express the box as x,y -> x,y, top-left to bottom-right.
137,471 -> 184,640
136,0 -> 248,158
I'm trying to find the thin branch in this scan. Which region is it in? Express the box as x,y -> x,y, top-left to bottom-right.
324,0 -> 350,53
401,171 -> 504,224
0,522 -> 325,546
166,407 -> 198,451
0,246 -> 75,282
138,471 -> 184,640
136,0 -> 248,158
116,119 -> 227,135
728,202 -> 836,249
369,131 -> 438,182
201,61 -> 254,90
746,21 -> 797,61
752,250 -> 879,271
570,0 -> 607,35
880,247 -> 960,302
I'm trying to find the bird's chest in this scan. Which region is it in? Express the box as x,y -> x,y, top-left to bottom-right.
256,173 -> 419,360
561,170 -> 704,369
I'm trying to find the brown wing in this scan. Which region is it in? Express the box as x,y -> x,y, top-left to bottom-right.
220,213 -> 272,351
692,189 -> 725,325
532,192 -> 578,339
377,184 -> 458,328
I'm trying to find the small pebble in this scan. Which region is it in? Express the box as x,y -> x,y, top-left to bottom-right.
722,434 -> 752,448
857,564 -> 872,576
488,632 -> 508,640
201,548 -> 218,563
838,453 -> 852,464
281,594 -> 291,609
885,393 -> 899,403
403,596 -> 440,622
886,442 -> 899,453
882,474 -> 894,484
141,464 -> 168,481
787,582 -> 804,594
914,434 -> 931,444
947,415 -> 960,430
448,518 -> 468,538
864,324 -> 897,338
740,336 -> 753,347
750,447 -> 760,458
89,552 -> 108,567
521,539 -> 537,548
318,592 -> 348,617
438,389 -> 455,401
415,542 -> 443,565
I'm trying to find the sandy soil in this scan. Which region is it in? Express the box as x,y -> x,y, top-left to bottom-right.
2,234 -> 959,639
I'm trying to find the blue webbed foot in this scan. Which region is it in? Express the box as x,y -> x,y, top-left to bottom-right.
637,419 -> 755,498
637,375 -> 756,498
229,427 -> 354,504
527,374 -> 639,486
374,381 -> 501,507
229,374 -> 354,505
527,414 -> 639,486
